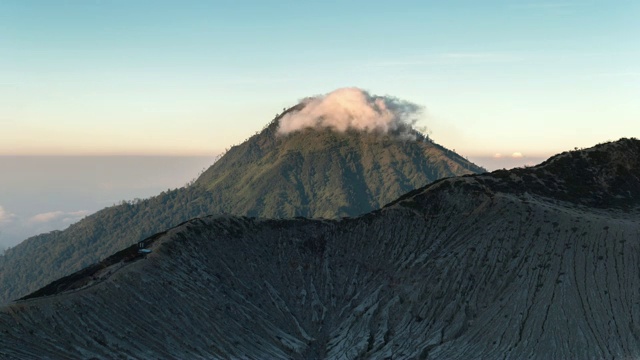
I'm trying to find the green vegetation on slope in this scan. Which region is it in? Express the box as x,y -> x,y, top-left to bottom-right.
196,119 -> 482,218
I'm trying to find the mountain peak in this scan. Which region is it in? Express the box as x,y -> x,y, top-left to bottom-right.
194,105 -> 483,218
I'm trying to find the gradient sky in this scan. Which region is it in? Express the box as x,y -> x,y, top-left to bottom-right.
1,0 -> 638,159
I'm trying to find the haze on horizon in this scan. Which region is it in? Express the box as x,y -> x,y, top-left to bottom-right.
0,156 -> 215,249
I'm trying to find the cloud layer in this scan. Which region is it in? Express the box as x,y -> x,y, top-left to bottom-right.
0,206 -> 15,224
494,152 -> 526,159
277,88 -> 423,137
29,210 -> 90,224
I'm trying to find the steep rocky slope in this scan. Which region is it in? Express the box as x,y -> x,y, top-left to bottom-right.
0,106 -> 483,304
1,138 -> 639,359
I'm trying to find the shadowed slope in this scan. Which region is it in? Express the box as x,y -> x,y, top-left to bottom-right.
2,139 -> 639,359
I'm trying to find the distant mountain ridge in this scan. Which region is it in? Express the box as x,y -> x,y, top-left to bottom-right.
390,137 -> 640,210
2,138 -> 639,359
0,104 -> 484,304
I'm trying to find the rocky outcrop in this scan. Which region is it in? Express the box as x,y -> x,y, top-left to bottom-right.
1,139 -> 639,359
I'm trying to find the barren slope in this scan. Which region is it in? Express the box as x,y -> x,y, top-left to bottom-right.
1,139 -> 639,359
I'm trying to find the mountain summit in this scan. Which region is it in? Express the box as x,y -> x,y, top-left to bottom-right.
0,90 -> 484,304
195,107 -> 481,218
2,138 -> 639,359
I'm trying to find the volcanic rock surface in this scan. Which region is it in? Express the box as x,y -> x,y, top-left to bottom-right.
1,138 -> 639,359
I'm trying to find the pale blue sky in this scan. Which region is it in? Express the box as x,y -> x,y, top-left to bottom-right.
1,0 -> 638,158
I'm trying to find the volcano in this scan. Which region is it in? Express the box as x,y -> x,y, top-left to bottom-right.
0,99 -> 483,304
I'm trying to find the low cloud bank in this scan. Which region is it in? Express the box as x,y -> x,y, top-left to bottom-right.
0,206 -> 15,224
0,209 -> 91,249
494,152 -> 526,159
277,88 -> 423,138
29,210 -> 90,224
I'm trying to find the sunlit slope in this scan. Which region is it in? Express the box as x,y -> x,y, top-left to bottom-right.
2,139 -> 638,359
